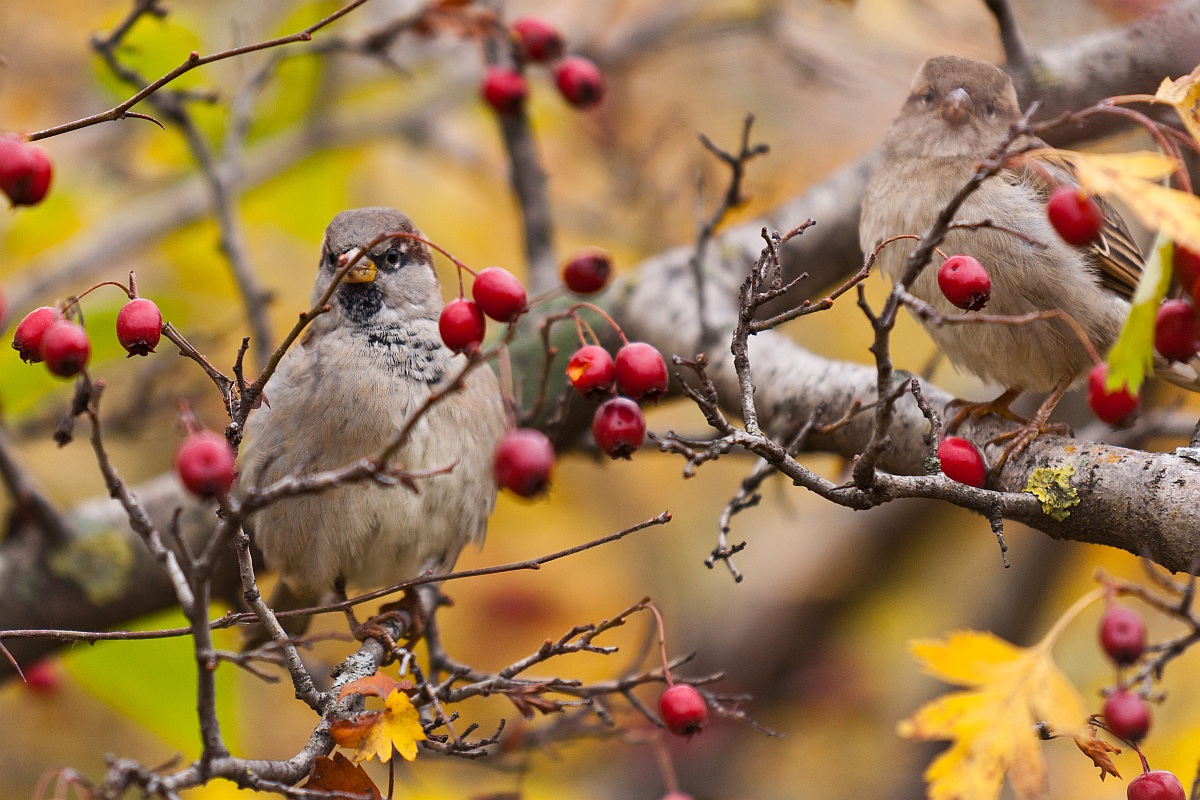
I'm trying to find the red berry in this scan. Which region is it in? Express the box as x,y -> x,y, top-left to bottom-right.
561,249 -> 613,295
554,56 -> 605,109
174,430 -> 236,498
1174,245 -> 1200,298
1099,604 -> 1147,666
658,684 -> 707,738
472,267 -> 527,322
493,428 -> 556,498
40,320 -> 90,378
511,17 -> 565,63
614,342 -> 669,401
937,254 -> 991,311
1047,186 -> 1103,246
12,306 -> 62,363
1128,771 -> 1186,800
482,67 -> 528,115
592,397 -> 646,459
1104,690 -> 1151,742
1088,363 -> 1139,425
936,436 -> 986,488
1154,299 -> 1199,362
0,134 -> 52,207
116,298 -> 163,357
22,659 -> 61,694
438,298 -> 486,354
566,345 -> 615,398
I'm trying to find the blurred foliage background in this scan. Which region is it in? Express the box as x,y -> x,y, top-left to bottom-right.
0,1 -> 1197,799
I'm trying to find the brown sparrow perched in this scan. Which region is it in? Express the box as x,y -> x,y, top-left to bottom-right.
239,207 -> 507,638
858,55 -> 1178,458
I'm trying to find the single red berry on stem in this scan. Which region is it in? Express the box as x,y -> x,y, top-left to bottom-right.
937,437 -> 987,488
1047,186 -> 1103,246
439,298 -> 486,354
1153,299 -> 1199,362
566,345 -> 615,398
1128,771 -> 1186,800
937,254 -> 991,311
482,67 -> 528,115
0,134 -> 53,207
659,684 -> 708,738
116,297 -> 163,357
493,428 -> 556,498
592,397 -> 646,459
1100,603 -> 1147,666
1088,363 -> 1139,425
175,430 -> 236,498
1104,690 -> 1151,742
614,342 -> 669,401
22,659 -> 61,694
472,267 -> 527,322
554,56 -> 605,109
40,320 -> 90,377
511,17 -> 565,63
561,249 -> 613,294
1174,245 -> 1200,298
12,306 -> 62,363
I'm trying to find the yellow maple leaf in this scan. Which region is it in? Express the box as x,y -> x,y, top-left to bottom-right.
899,591 -> 1100,800
330,688 -> 427,763
1156,66 -> 1200,146
1027,148 -> 1200,255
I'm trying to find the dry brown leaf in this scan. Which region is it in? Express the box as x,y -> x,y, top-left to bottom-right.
305,753 -> 382,800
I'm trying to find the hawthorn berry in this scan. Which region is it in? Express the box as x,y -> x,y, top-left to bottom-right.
561,249 -> 613,295
493,428 -> 556,498
482,67 -> 528,115
40,320 -> 90,377
1047,186 -> 1103,246
1104,690 -> 1151,742
1128,771 -> 1186,800
554,56 -> 605,109
0,134 -> 52,207
1174,245 -> 1200,298
1154,299 -> 1199,363
614,342 -> 669,401
1087,363 -> 1139,426
936,436 -> 987,488
592,397 -> 646,459
1099,604 -> 1147,666
439,298 -> 486,354
12,306 -> 62,363
175,430 -> 236,498
472,267 -> 527,322
937,254 -> 991,311
116,298 -> 163,357
22,659 -> 61,694
658,684 -> 707,738
566,345 -> 615,398
512,17 -> 565,63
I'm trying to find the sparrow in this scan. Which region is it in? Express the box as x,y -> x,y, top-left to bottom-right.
859,55 -> 1165,457
239,207 -> 507,640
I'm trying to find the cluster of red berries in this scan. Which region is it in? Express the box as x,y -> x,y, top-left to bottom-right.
0,133 -> 52,207
936,436 -> 987,488
439,266 -> 528,354
11,297 -> 163,378
568,340 -> 666,459
482,17 -> 605,115
1095,602 -> 1185,800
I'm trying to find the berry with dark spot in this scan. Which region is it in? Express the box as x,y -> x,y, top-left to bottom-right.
116,298 -> 163,357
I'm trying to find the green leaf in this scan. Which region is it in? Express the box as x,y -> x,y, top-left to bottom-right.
1106,234 -> 1172,394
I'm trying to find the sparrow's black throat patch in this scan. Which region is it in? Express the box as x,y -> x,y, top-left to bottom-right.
337,281 -> 384,322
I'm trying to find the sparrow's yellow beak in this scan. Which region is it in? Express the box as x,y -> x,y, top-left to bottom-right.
343,260 -> 377,283
939,87 -> 974,127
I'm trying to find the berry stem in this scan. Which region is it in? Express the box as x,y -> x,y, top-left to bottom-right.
381,230 -> 478,291
652,735 -> 680,794
569,302 -> 628,345
62,279 -> 136,316
646,601 -> 673,687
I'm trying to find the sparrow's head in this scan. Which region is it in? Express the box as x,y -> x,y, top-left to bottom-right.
883,55 -> 1021,158
314,207 -> 441,325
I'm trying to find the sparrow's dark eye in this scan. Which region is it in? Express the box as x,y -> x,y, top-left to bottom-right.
984,100 -> 996,116
385,248 -> 401,267
922,88 -> 936,105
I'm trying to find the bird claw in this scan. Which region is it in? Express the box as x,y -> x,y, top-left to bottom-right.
350,590 -> 429,662
945,388 -> 1027,434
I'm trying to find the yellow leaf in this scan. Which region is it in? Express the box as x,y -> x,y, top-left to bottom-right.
899,592 -> 1101,800
330,688 -> 426,763
1156,66 -> 1200,146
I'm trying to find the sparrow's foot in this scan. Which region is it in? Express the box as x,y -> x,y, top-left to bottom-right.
946,388 -> 1027,434
349,590 -> 429,662
985,378 -> 1073,473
